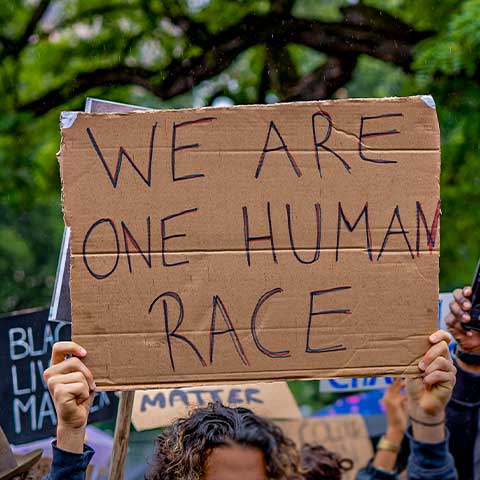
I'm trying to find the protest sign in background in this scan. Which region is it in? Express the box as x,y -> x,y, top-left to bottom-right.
278,414 -> 373,480
59,96 -> 440,389
131,382 -> 301,430
0,308 -> 117,444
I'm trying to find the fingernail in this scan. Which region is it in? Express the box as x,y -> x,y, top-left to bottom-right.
80,348 -> 87,356
92,382 -> 96,390
430,333 -> 440,342
463,314 -> 471,322
419,361 -> 426,371
464,301 -> 471,310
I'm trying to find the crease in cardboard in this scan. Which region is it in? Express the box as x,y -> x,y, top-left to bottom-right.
71,248 -> 439,255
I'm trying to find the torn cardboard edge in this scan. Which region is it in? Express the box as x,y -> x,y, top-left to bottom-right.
50,98 -> 151,324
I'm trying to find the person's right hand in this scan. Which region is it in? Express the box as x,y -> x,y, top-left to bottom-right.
44,342 -> 95,431
446,286 -> 480,353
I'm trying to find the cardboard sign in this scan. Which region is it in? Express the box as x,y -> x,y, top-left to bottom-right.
0,309 -> 118,444
278,415 -> 373,480
131,382 -> 301,430
320,292 -> 454,392
50,98 -> 151,324
58,96 -> 440,389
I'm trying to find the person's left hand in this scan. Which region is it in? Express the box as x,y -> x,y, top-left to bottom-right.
406,330 -> 456,422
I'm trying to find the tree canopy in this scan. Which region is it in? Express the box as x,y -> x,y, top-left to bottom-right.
1,0 -> 480,313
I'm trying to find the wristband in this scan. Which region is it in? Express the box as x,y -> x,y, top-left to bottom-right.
409,415 -> 445,427
377,435 -> 400,453
455,344 -> 480,366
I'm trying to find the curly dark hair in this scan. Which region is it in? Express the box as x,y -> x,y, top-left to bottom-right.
300,444 -> 353,480
145,402 -> 302,480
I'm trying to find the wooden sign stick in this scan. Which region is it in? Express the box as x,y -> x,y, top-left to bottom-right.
108,391 -> 135,480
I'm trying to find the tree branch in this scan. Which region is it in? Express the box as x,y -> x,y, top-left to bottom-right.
0,0 -> 51,61
18,5 -> 432,116
287,55 -> 359,101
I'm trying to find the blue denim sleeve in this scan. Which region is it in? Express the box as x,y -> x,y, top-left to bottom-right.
355,460 -> 398,480
43,442 -> 95,480
406,427 -> 458,480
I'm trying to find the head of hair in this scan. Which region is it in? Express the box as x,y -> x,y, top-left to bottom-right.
145,402 -> 302,480
300,444 -> 353,480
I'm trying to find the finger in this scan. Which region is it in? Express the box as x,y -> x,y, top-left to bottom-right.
423,370 -> 456,389
449,300 -> 465,317
51,342 -> 87,366
423,356 -> 454,376
448,302 -> 472,322
53,382 -> 91,403
390,378 -> 402,393
453,288 -> 465,303
463,286 -> 472,298
419,340 -> 451,371
44,357 -> 95,390
445,312 -> 458,329
47,372 -> 90,395
428,330 -> 451,345
449,301 -> 472,324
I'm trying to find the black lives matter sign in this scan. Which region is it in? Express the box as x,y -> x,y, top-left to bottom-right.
0,309 -> 117,444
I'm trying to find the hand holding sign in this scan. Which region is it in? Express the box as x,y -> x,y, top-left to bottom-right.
406,330 -> 456,442
44,342 -> 94,453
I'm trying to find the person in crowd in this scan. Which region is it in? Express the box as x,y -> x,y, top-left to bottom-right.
300,443 -> 352,480
446,286 -> 480,479
144,403 -> 302,480
355,329 -> 458,480
42,330 -> 457,480
357,379 -> 408,478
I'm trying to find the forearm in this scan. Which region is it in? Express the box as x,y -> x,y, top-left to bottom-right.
410,413 -> 445,443
372,428 -> 404,472
57,423 -> 87,454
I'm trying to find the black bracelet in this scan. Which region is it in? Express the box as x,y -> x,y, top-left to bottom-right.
409,415 -> 445,427
455,344 -> 480,366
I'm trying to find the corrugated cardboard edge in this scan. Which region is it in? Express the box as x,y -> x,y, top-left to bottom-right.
59,94 -> 437,121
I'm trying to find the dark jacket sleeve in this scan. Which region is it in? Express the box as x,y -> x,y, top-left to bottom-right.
406,427 -> 457,480
43,442 -> 95,480
446,358 -> 480,479
355,461 -> 398,480
356,427 -> 457,480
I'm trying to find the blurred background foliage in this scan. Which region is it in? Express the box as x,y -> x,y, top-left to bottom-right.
1,0 -> 480,410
